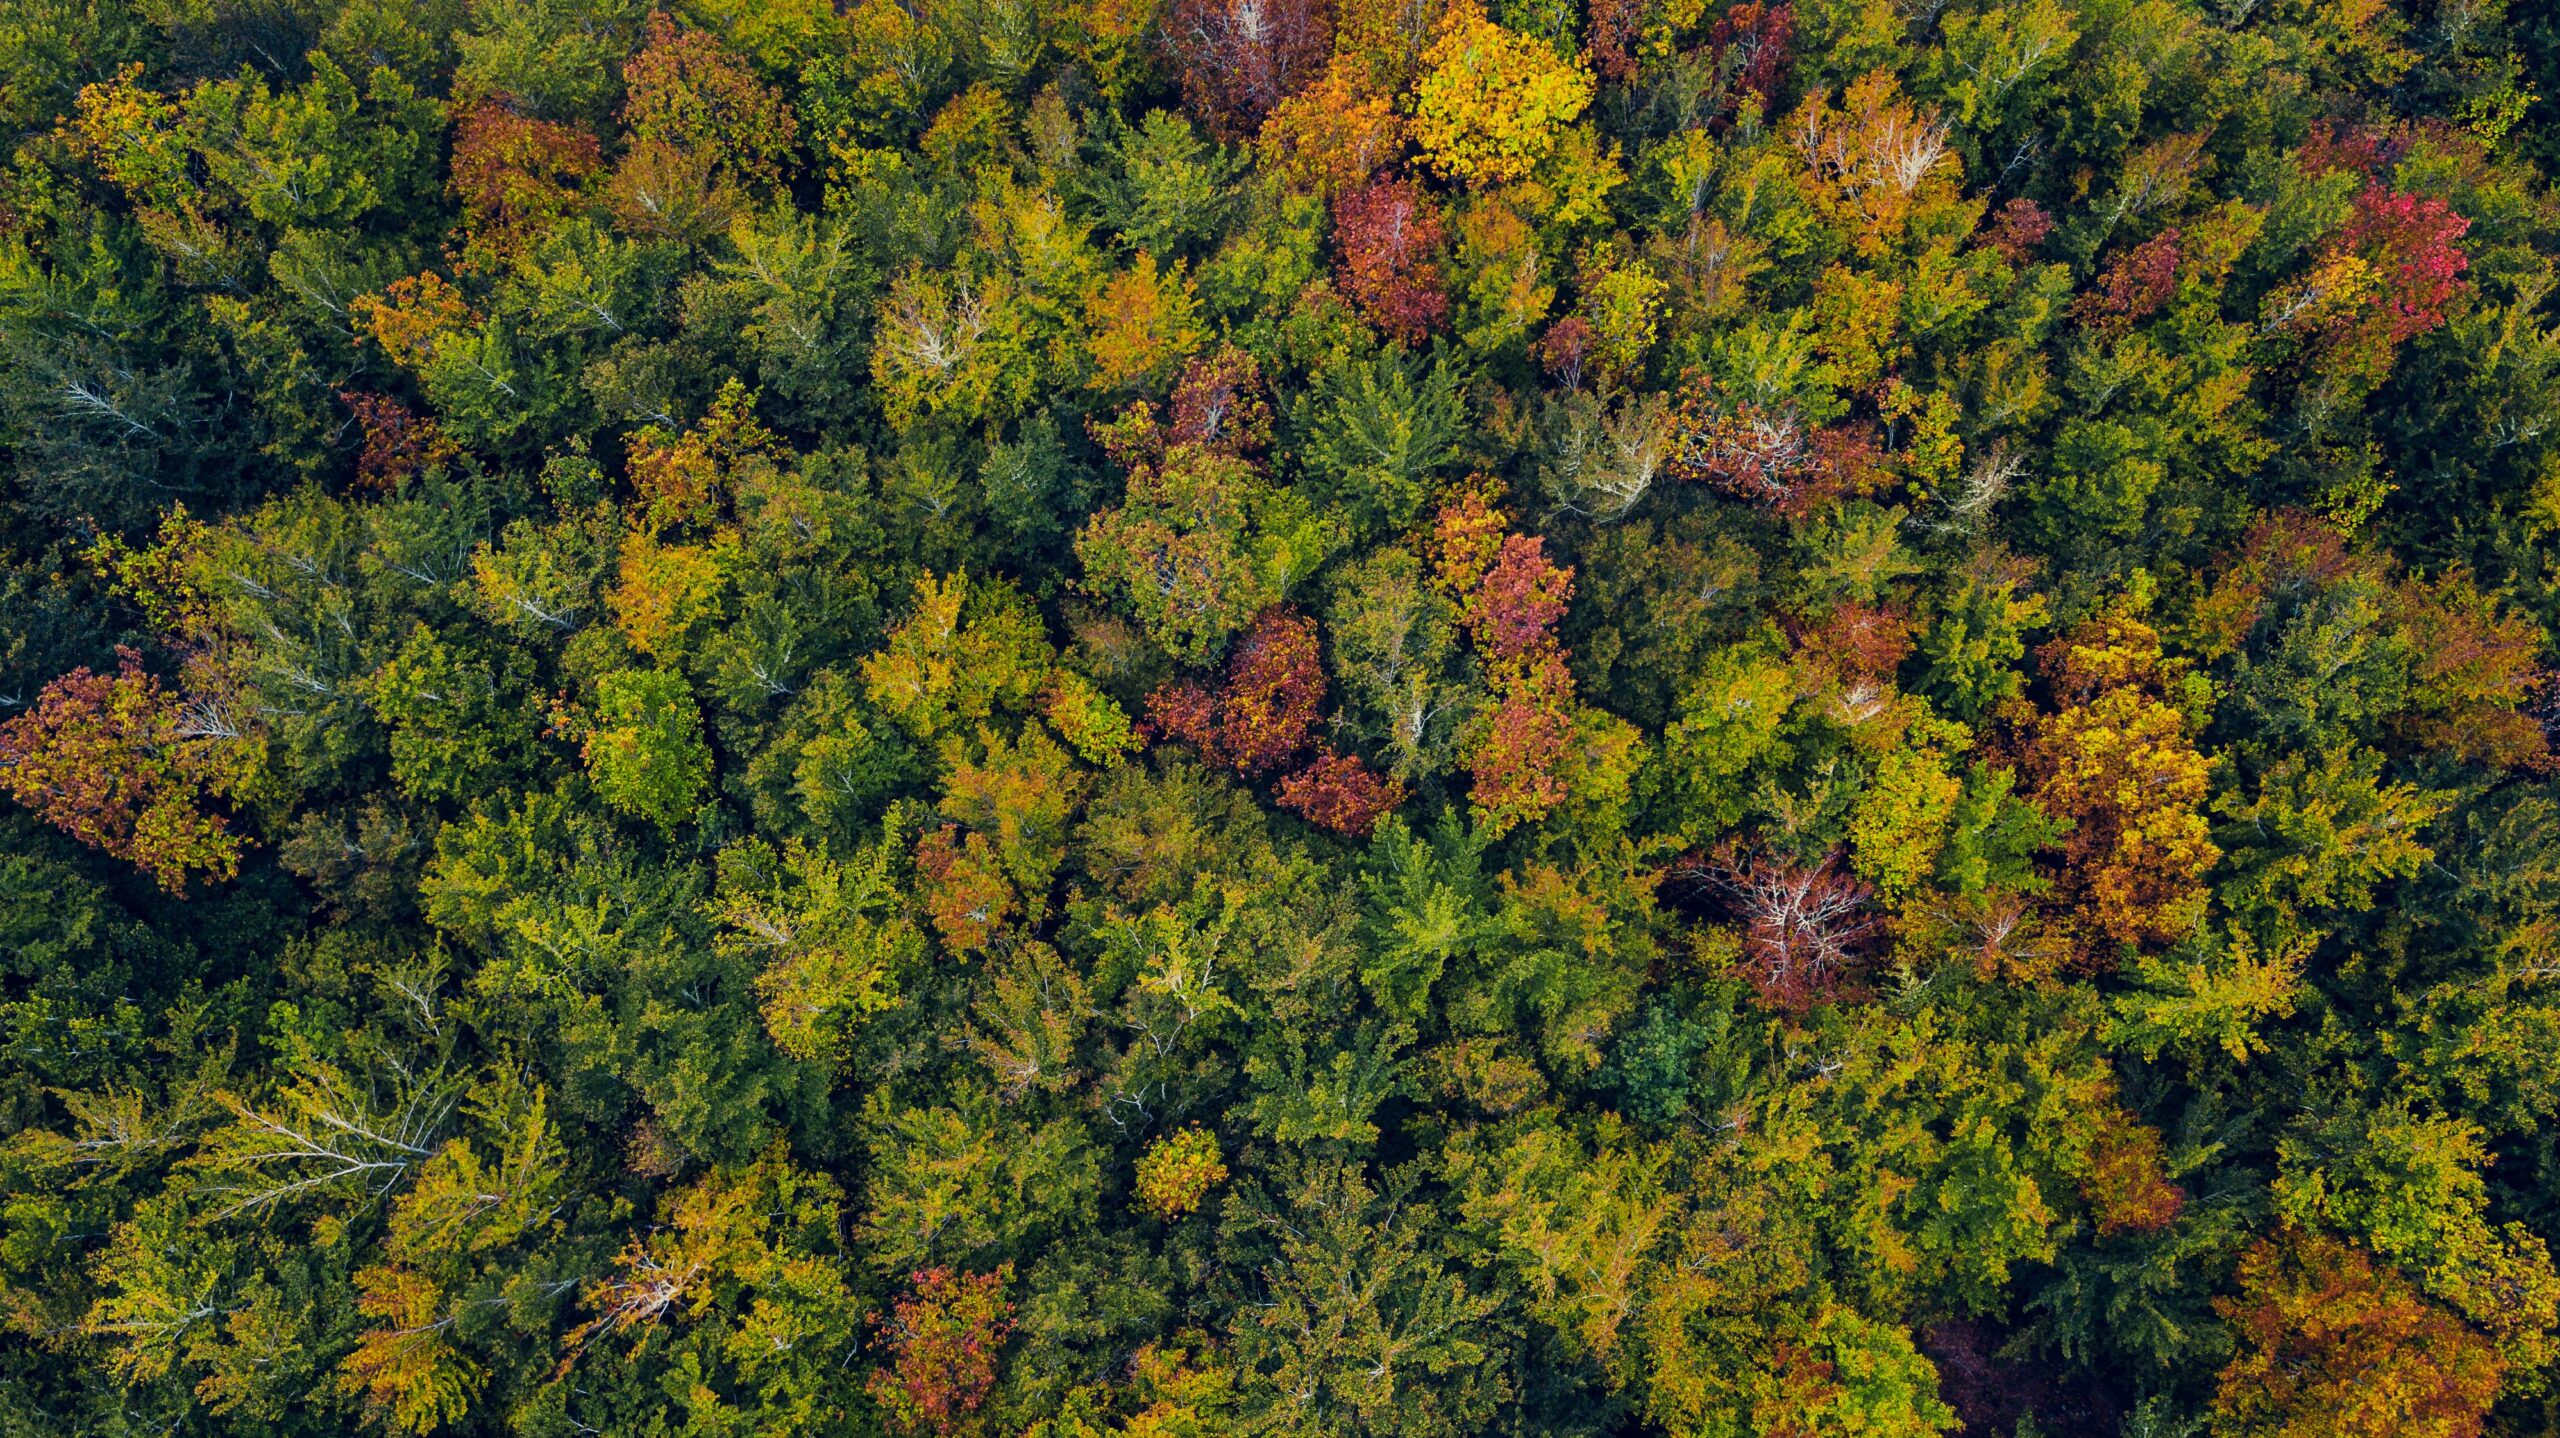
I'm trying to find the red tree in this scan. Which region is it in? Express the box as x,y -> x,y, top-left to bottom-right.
338,391 -> 460,489
869,1265 -> 1016,1436
1333,176 -> 1449,347
2296,121 -> 2405,184
1586,0 -> 1643,82
1215,606 -> 1327,771
1795,600 -> 1913,684
1144,606 -> 1326,773
1163,0 -> 1332,138
1144,605 -> 1409,833
0,649 -> 245,891
1425,489 -> 1589,837
1981,198 -> 2052,264
1536,315 -> 1596,388
1709,1 -> 1795,108
1142,678 -> 1222,751
2339,187 -> 2470,347
1710,845 -> 1878,1013
1169,345 -> 1274,457
1670,387 -> 1820,511
1465,533 -> 1574,661
1276,748 -> 1407,836
2074,228 -> 2182,335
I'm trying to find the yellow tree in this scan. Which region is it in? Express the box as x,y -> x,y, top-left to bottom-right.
1410,0 -> 1595,187
2027,615 -> 2219,952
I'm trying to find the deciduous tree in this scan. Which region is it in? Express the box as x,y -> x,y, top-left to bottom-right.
0,650 -> 248,890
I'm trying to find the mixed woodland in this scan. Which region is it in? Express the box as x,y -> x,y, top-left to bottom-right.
5,0 -> 2560,1432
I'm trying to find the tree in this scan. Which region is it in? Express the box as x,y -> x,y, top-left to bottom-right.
937,721 -> 1089,907
365,625 -> 537,803
1467,647 -> 1576,836
1453,198 -> 1556,363
0,650 -> 249,891
1332,177 -> 1450,346
1666,376 -> 1831,515
2081,1119 -> 2186,1238
1224,1162 -> 1507,1437
870,266 -> 1048,431
915,822 -> 1016,953
577,668 -> 713,828
2072,227 -> 2183,337
1651,642 -> 1796,842
1411,0 -> 1597,187
1710,1 -> 1797,108
1412,489 -> 1595,837
1325,547 -> 1469,779
622,377 -> 781,531
1462,533 -> 1572,660
1086,253 -> 1208,394
339,1264 -> 484,1433
564,1146 -> 863,1423
1709,845 -> 1879,1012
606,12 -> 798,240
446,101 -> 602,263
1163,0 -> 1331,137
2212,1229 -> 2503,1438
1787,70 -> 1964,256
1145,606 -> 1325,773
714,832 -> 922,1062
870,1265 -> 1016,1437
1260,60 -> 1407,198
855,1089 -> 1100,1273
862,570 -> 1055,743
1134,1127 -> 1228,1218
1848,742 -> 1962,898
2106,925 -> 2312,1064
2274,1102 -> 2560,1370
1446,1115 -> 1673,1361
1912,561 -> 2046,725
2027,616 -> 2218,952
1075,442 -> 1327,664
1297,351 -> 1465,535
338,1081 -> 567,1432
333,392 -> 455,491
2213,746 -> 2447,925
1757,1306 -> 1956,1438
1276,749 -> 1407,836
1168,345 -> 1275,456
2267,180 -> 2475,386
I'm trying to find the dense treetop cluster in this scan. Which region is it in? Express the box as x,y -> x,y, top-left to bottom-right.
3,0 -> 2560,1433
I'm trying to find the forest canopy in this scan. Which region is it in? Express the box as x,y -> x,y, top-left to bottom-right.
4,0 -> 2560,1434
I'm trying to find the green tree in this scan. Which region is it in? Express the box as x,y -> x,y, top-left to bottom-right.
579,668 -> 713,828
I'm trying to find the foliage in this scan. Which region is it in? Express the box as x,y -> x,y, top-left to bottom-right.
1410,0 -> 1597,187
870,1265 -> 1016,1436
0,649 -> 248,889
1134,1127 -> 1228,1218
577,668 -> 713,829
6,3 -> 2560,1436
2212,1229 -> 2503,1438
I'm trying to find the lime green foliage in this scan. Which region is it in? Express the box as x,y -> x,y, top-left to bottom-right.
583,668 -> 712,827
